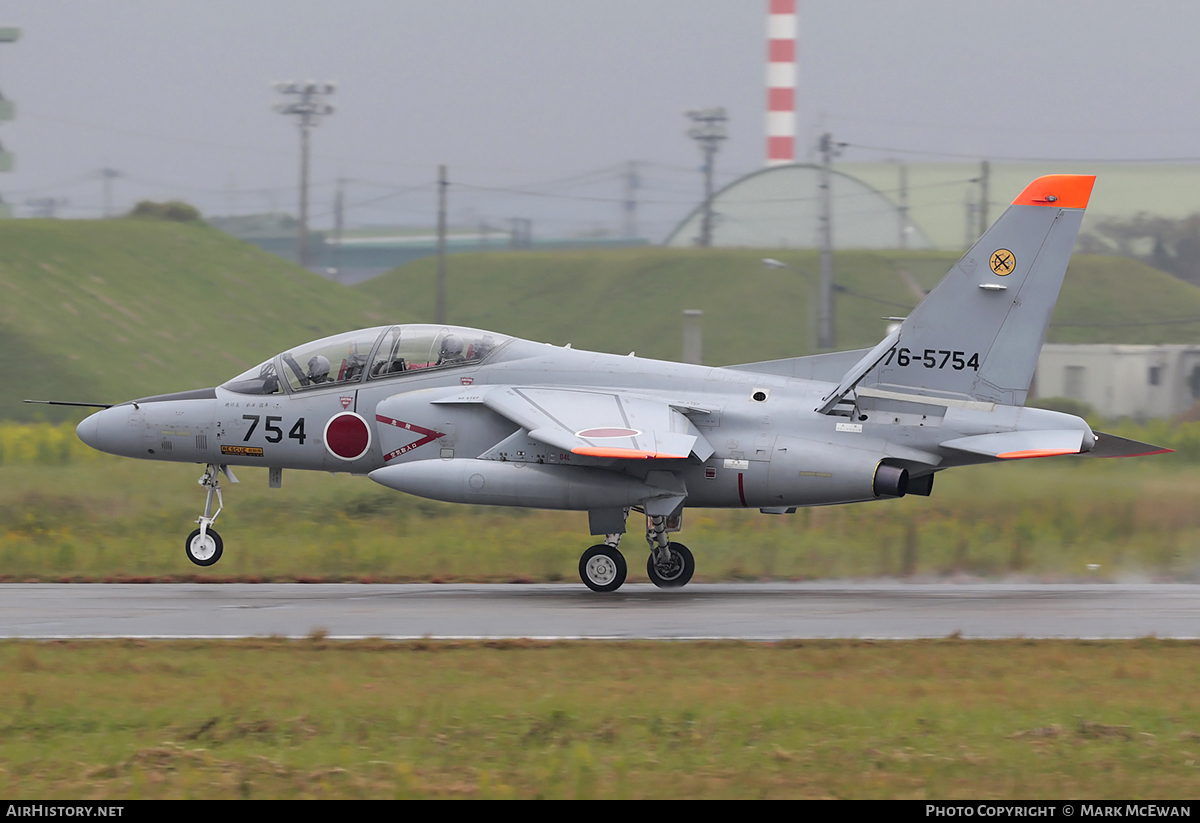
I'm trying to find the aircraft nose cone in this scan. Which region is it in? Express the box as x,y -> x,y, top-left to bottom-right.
76,412 -> 101,450
75,404 -> 144,457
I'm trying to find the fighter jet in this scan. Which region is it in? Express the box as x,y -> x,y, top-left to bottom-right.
48,175 -> 1168,592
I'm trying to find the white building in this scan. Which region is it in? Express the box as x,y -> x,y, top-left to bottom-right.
1034,344 -> 1200,419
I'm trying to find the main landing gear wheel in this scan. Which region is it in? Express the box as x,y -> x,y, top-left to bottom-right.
579,544 -> 627,593
185,528 -> 224,567
647,542 -> 694,589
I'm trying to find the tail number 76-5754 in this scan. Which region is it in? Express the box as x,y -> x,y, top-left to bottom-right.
884,348 -> 980,371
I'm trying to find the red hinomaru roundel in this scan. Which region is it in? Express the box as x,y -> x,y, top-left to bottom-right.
324,412 -> 372,461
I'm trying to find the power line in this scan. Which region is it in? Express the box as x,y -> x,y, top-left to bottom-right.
841,141 -> 1200,164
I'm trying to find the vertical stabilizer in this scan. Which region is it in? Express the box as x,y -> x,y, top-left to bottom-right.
861,175 -> 1095,406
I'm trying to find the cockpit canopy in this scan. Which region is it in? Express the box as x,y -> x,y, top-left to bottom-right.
222,325 -> 511,396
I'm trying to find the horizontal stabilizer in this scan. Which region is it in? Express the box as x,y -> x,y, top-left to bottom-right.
940,429 -> 1085,459
1087,432 -> 1173,458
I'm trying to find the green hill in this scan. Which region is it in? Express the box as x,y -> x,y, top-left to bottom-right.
0,219 -> 409,421
5,221 -> 1200,423
357,248 -> 1200,365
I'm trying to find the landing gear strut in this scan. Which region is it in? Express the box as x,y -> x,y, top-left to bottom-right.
186,463 -> 236,567
576,507 -> 696,592
645,513 -> 694,589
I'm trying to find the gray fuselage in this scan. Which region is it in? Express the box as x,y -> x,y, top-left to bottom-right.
77,334 -> 1091,512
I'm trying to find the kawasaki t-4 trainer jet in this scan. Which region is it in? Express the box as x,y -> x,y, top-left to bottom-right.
56,174 -> 1169,592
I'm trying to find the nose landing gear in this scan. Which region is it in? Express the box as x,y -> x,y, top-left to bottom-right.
186,463 -> 237,567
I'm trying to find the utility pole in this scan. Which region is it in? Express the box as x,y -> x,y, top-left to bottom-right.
817,132 -> 843,349
508,218 -> 531,249
682,309 -> 703,365
331,177 -> 345,274
898,163 -> 910,250
685,107 -> 728,247
978,159 -> 990,235
99,168 -> 120,217
0,27 -> 20,218
622,160 -> 640,239
273,80 -> 335,268
435,165 -> 448,325
964,194 -> 978,250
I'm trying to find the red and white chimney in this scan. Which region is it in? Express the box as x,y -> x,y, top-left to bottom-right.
765,0 -> 797,166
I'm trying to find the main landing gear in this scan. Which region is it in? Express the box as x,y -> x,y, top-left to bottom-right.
185,463 -> 237,567
577,509 -> 695,593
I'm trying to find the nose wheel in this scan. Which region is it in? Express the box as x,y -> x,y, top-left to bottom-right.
185,528 -> 224,566
186,463 -> 237,567
579,544 -> 627,592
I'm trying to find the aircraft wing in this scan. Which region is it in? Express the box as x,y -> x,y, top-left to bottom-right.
435,386 -> 714,460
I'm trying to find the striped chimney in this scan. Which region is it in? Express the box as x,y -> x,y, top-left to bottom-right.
765,0 -> 797,166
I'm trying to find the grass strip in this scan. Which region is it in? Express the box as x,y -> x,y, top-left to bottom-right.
2,456 -> 1200,582
1,638 -> 1199,799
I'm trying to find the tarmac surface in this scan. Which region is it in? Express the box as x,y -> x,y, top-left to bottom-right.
1,582 -> 1198,639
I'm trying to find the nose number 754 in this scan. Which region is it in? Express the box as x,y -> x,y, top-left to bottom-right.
242,414 -> 307,444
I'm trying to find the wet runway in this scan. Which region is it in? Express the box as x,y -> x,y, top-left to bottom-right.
1,582 -> 1198,639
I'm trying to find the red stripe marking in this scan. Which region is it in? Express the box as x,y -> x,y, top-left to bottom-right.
375,414 -> 445,462
738,472 -> 747,507
767,39 -> 795,63
767,136 -> 794,161
767,87 -> 794,111
1098,448 -> 1174,458
769,0 -> 795,14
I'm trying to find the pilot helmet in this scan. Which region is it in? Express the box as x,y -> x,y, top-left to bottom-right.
440,335 -> 464,357
307,355 -> 331,381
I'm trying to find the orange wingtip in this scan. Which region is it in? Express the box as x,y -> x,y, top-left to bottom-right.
1011,174 -> 1095,209
997,448 -> 1079,460
572,447 -> 689,460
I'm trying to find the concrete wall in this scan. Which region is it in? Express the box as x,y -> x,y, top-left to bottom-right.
1034,344 -> 1200,419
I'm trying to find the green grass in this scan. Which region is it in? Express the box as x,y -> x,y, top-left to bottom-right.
2,639 -> 1200,798
0,219 -> 409,421
1,436 -> 1197,582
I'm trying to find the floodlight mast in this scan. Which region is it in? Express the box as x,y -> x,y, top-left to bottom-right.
273,80 -> 335,268
685,107 -> 728,247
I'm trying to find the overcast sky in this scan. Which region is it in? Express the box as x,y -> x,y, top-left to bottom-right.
2,1 -> 1200,238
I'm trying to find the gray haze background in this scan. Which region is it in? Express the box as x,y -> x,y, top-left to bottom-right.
1,0 -> 1198,240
